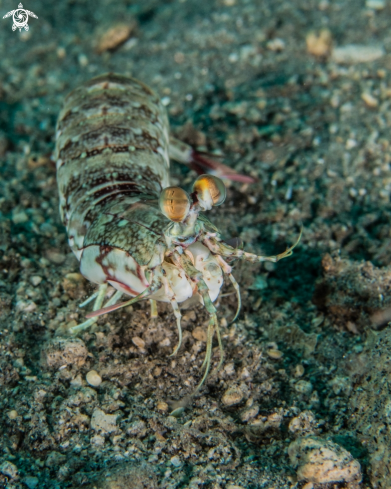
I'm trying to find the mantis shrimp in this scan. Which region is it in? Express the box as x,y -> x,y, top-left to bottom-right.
55,73 -> 300,389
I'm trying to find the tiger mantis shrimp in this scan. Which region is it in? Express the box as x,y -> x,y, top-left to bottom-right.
55,73 -> 300,390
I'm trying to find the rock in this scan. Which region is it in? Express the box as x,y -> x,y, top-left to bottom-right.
170,456 -> 182,467
45,249 -> 66,264
132,336 -> 146,351
314,255 -> 391,332
23,476 -> 39,488
7,410 -> 18,419
288,411 -> 320,438
306,29 -> 332,57
126,419 -> 147,438
288,437 -> 362,484
266,38 -> 285,52
266,348 -> 283,359
30,275 -> 42,286
294,380 -> 313,396
91,409 -> 119,434
16,300 -> 37,313
43,338 -> 89,369
156,401 -> 168,412
331,44 -> 384,64
84,462 -> 157,488
329,376 -> 352,396
240,404 -> 259,422
91,434 -> 105,447
221,386 -> 244,406
349,328 -> 391,487
12,210 -> 28,224
192,326 -> 207,342
96,22 -> 137,54
0,461 -> 18,479
45,451 -> 67,467
361,92 -> 378,108
62,273 -> 86,299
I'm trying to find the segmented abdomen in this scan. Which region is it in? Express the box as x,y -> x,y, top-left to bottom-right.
55,73 -> 170,259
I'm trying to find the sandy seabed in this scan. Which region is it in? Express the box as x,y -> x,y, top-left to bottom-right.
1,0 -> 391,487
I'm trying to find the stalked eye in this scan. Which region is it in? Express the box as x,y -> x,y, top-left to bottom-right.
159,186 -> 191,222
192,174 -> 226,209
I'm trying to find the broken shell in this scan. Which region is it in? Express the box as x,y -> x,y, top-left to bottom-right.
86,370 -> 102,387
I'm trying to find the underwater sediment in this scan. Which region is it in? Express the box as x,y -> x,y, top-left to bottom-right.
1,0 -> 391,487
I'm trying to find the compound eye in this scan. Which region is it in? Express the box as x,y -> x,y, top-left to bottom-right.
192,175 -> 226,207
159,186 -> 191,222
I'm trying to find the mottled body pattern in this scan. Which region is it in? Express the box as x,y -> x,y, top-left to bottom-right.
55,73 -> 299,389
56,74 -> 169,266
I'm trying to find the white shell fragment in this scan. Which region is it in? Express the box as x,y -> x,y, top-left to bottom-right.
86,370 -> 102,387
331,44 -> 385,64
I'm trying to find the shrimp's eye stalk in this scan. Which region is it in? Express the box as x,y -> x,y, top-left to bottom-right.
192,174 -> 226,211
159,186 -> 191,222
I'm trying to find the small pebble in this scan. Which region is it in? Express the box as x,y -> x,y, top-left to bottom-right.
192,326 -> 207,342
170,456 -> 182,467
30,275 -> 42,286
295,380 -> 313,396
12,210 -> 28,224
44,338 -> 88,369
240,405 -> 259,422
96,22 -> 136,53
267,38 -> 285,52
345,139 -> 357,150
8,410 -> 18,419
127,419 -> 147,437
91,434 -> 105,447
157,401 -> 169,412
70,374 -> 83,386
289,411 -> 319,438
267,348 -> 283,359
159,338 -> 171,347
294,364 -> 305,377
170,407 -> 185,418
154,366 -> 162,377
221,386 -> 244,407
16,300 -> 37,313
86,370 -> 102,387
361,92 -> 379,108
45,249 -> 66,264
23,476 -> 39,489
91,409 -> 118,433
57,47 -> 66,58
306,29 -> 332,57
0,461 -> 18,480
78,54 -> 88,67
132,336 -> 146,351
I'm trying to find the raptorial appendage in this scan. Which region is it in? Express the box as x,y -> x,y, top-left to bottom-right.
55,73 -> 300,391
78,174 -> 301,390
